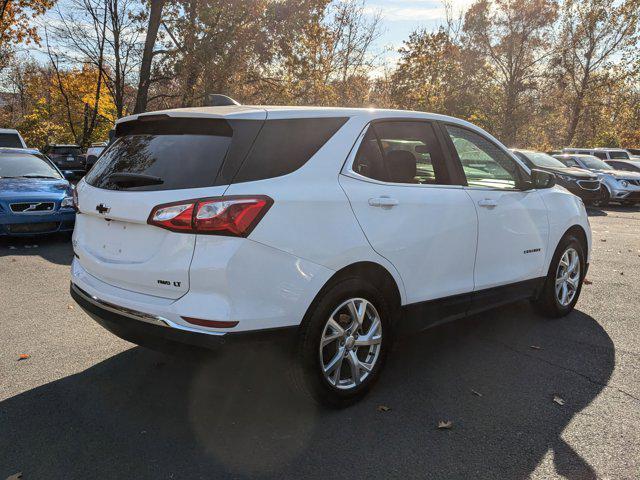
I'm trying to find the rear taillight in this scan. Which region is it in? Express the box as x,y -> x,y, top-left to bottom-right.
147,196 -> 273,237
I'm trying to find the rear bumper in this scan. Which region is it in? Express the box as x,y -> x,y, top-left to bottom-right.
71,283 -> 298,350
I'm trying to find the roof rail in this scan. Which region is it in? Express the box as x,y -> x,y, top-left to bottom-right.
205,94 -> 241,107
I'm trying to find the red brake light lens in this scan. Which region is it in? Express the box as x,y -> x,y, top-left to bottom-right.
147,196 -> 273,237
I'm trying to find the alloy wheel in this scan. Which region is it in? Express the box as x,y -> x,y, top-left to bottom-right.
319,298 -> 383,390
555,247 -> 581,307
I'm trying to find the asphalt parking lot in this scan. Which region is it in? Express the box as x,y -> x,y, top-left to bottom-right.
1,206 -> 639,480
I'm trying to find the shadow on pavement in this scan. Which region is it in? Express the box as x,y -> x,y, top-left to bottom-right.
0,233 -> 74,265
0,304 -> 613,479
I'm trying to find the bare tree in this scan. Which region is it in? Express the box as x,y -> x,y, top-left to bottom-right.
50,0 -> 141,118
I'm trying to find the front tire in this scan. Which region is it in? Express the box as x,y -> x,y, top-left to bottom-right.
292,278 -> 393,408
533,235 -> 585,318
592,185 -> 610,207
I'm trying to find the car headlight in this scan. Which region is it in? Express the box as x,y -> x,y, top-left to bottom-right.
619,180 -> 629,187
61,196 -> 74,208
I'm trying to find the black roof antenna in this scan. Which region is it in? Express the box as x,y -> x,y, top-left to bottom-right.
205,94 -> 241,107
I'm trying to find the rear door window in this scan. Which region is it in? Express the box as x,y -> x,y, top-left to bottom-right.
352,121 -> 451,184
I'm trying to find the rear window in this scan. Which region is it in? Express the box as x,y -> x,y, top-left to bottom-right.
85,118 -> 237,191
50,147 -> 82,156
0,133 -> 23,148
86,116 -> 348,190
608,151 -> 629,159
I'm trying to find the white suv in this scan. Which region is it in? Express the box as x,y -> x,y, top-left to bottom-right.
71,106 -> 591,406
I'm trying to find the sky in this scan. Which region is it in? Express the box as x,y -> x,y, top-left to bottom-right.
364,0 -> 474,60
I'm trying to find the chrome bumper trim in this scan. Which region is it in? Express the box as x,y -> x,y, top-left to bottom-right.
71,283 -> 170,328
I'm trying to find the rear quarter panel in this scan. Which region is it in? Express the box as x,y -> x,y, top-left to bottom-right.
223,115 -> 408,304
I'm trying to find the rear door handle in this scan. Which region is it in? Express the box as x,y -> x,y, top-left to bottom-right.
477,198 -> 498,208
368,197 -> 399,208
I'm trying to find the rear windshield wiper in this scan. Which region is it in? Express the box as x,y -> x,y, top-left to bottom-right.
106,172 -> 164,187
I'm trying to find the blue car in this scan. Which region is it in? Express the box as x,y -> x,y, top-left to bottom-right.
0,148 -> 76,236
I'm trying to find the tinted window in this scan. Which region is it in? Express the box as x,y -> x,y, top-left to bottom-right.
353,121 -> 449,184
0,153 -> 62,179
233,118 -> 347,183
608,151 -> 629,159
446,125 -> 519,189
49,147 -> 82,156
593,151 -> 608,159
0,133 -> 23,148
86,133 -> 233,191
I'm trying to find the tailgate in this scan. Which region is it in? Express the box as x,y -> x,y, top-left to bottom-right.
73,182 -> 226,299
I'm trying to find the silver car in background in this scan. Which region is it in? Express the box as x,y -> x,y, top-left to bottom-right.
554,154 -> 640,206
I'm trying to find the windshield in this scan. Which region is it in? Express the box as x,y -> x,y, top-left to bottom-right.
580,156 -> 613,170
520,151 -> 566,169
0,153 -> 62,179
607,151 -> 630,159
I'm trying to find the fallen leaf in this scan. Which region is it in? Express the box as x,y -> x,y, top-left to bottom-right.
600,239 -> 607,242
437,420 -> 453,429
583,279 -> 593,285
377,405 -> 391,412
529,345 -> 541,350
470,389 -> 482,397
553,395 -> 565,406
68,304 -> 74,310
6,473 -> 22,480
18,353 -> 30,361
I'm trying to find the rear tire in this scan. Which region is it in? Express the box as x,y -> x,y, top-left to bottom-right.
533,234 -> 585,318
291,277 -> 393,408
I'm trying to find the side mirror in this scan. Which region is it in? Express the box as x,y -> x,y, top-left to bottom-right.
530,169 -> 555,189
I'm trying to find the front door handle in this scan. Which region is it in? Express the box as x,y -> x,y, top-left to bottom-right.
368,196 -> 399,208
477,198 -> 498,208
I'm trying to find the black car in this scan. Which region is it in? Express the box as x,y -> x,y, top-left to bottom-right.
42,144 -> 85,180
512,149 -> 602,203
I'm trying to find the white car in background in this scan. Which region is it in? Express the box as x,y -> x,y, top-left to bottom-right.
70,105 -> 591,406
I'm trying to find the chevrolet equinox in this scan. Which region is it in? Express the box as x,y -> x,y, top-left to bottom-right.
71,106 -> 591,406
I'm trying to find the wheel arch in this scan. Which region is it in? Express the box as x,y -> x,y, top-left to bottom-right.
563,224 -> 588,254
308,261 -> 404,320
